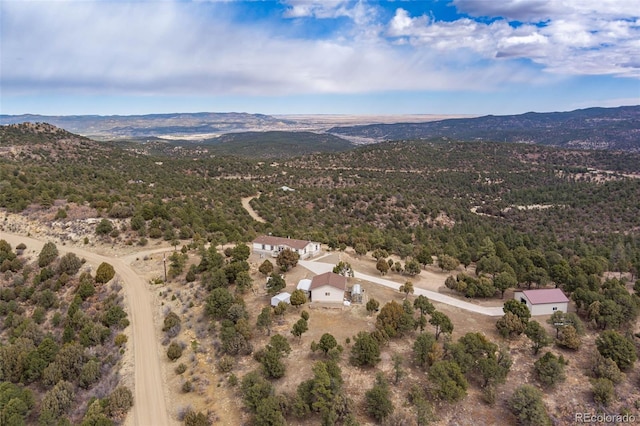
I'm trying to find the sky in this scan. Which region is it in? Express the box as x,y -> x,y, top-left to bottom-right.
1,0 -> 639,116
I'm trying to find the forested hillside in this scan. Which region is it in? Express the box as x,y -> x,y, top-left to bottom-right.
1,122 -> 639,425
329,105 -> 640,151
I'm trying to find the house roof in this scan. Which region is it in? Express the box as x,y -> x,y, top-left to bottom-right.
297,279 -> 312,292
522,288 -> 569,305
310,272 -> 346,291
253,235 -> 312,251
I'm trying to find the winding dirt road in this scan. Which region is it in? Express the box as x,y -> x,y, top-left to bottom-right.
0,231 -> 172,426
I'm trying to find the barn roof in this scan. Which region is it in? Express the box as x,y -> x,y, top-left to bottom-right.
310,272 -> 346,291
253,235 -> 312,250
522,288 -> 569,305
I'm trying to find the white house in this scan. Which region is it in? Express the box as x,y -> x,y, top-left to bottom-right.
252,235 -> 321,259
513,288 -> 570,316
309,272 -> 346,304
271,292 -> 291,307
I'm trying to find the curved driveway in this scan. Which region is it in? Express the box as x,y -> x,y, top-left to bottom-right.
0,231 -> 172,426
299,260 -> 505,317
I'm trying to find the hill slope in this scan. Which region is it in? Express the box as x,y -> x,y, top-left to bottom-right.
329,106 -> 640,151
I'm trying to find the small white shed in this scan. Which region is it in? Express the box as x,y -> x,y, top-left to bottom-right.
271,292 -> 291,307
297,279 -> 312,297
513,288 -> 569,316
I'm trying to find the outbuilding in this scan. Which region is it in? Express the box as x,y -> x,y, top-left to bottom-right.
309,272 -> 346,304
270,292 -> 291,307
513,288 -> 570,316
297,278 -> 312,297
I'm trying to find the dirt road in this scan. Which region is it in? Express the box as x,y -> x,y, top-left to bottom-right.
0,231 -> 173,426
241,195 -> 266,223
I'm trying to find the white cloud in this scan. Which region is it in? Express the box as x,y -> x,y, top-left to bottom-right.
1,0 -> 637,105
386,5 -> 640,78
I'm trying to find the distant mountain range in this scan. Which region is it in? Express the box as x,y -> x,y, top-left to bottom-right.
329,106 -> 640,152
0,112 -> 294,140
2,105 -> 639,152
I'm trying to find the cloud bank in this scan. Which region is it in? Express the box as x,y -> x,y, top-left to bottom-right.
1,0 -> 638,106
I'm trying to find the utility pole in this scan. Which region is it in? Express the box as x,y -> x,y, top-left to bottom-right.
163,253 -> 167,282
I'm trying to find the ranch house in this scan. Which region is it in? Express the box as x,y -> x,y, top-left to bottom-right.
252,235 -> 321,259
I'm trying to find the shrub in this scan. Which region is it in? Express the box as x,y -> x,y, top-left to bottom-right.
508,385 -> 550,426
105,386 -> 133,418
167,342 -> 184,361
95,262 -> 116,284
175,363 -> 187,374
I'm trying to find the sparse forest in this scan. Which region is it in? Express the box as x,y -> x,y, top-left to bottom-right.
1,122 -> 639,425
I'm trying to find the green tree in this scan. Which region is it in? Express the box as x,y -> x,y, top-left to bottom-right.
591,378 -> 615,407
266,273 -> 286,296
256,307 -> 273,336
372,248 -> 388,261
290,289 -> 307,307
255,395 -> 286,426
317,333 -> 338,356
437,254 -> 458,272
415,245 -> 433,268
258,260 -> 274,276
376,258 -> 390,276
167,342 -> 183,361
332,261 -> 354,277
413,333 -> 437,369
205,287 -> 235,320
291,318 -> 308,341
57,253 -> 82,276
493,271 -> 517,298
413,295 -> 435,316
508,385 -> 551,426
404,259 -> 421,276
557,325 -> 581,350
38,242 -> 58,267
524,320 -> 552,355
429,311 -> 453,340
428,360 -> 467,402
241,371 -> 274,414
95,219 -> 114,236
377,300 -> 414,338
595,330 -> 637,371
350,331 -> 380,367
496,312 -> 526,338
276,249 -> 299,272
590,352 -> 624,384
399,281 -> 414,299
95,262 -> 115,284
534,352 -> 567,387
365,298 -> 379,315
365,373 -> 394,422
503,299 -> 531,323
41,380 -> 74,419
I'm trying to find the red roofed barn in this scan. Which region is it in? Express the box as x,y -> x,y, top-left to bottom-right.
513,288 -> 570,316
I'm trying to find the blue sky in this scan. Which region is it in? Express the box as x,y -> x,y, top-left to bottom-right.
1,0 -> 639,116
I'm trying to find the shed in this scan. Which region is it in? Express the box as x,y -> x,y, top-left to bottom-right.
297,279 -> 312,297
309,272 -> 346,304
513,288 -> 569,316
351,284 -> 362,303
270,292 -> 291,307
